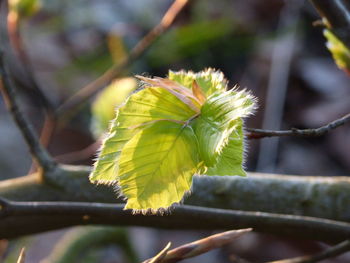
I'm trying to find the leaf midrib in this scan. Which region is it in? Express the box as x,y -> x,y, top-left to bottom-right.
135,124 -> 188,202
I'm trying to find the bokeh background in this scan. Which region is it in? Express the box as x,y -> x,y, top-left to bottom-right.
0,0 -> 349,262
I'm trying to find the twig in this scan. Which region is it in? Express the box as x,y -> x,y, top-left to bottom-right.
7,4 -> 54,111
2,1 -> 57,172
143,229 -> 251,263
247,112 -> 350,139
56,0 -> 189,117
0,52 -> 57,172
310,0 -> 350,48
0,198 -> 350,242
268,239 -> 350,263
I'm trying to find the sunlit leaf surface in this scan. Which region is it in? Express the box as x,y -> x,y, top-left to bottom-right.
91,69 -> 256,212
90,86 -> 197,183
206,119 -> 246,176
118,121 -> 200,211
194,89 -> 255,167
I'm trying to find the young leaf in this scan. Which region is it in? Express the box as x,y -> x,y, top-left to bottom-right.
324,29 -> 350,74
168,68 -> 228,96
206,119 -> 246,176
136,75 -> 201,111
90,69 -> 257,212
194,89 -> 256,167
118,121 -> 200,212
192,80 -> 206,104
90,87 -> 197,184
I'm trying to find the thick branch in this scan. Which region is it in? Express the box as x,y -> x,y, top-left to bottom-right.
1,165 -> 350,224
247,112 -> 350,139
0,52 -> 56,172
56,0 -> 188,117
0,199 -> 349,242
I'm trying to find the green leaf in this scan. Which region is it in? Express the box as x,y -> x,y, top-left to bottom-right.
194,89 -> 256,167
206,119 -> 246,176
118,121 -> 200,212
90,70 -> 257,211
136,75 -> 201,113
324,29 -> 350,74
91,77 -> 137,137
90,86 -> 197,184
168,68 -> 227,96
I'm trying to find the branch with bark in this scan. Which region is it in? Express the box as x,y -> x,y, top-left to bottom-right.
0,166 -> 350,243
2,165 -> 350,222
0,52 -> 57,172
246,112 -> 350,139
1,197 -> 350,243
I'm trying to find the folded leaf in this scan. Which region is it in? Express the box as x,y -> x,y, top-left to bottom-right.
194,89 -> 256,167
118,121 -> 200,212
90,87 -> 197,184
206,119 -> 246,176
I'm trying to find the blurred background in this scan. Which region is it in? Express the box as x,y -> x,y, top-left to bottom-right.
0,0 -> 349,262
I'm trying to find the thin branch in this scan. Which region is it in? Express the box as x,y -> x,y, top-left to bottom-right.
0,198 -> 350,242
0,52 -> 57,172
56,0 -> 189,117
53,140 -> 101,164
7,4 -> 54,111
309,0 -> 350,48
143,229 -> 251,263
246,112 -> 350,139
268,239 -> 350,263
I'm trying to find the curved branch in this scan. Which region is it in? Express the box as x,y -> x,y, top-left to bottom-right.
56,0 -> 189,117
247,112 -> 350,139
0,52 -> 57,172
7,4 -> 54,111
0,198 -> 349,242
